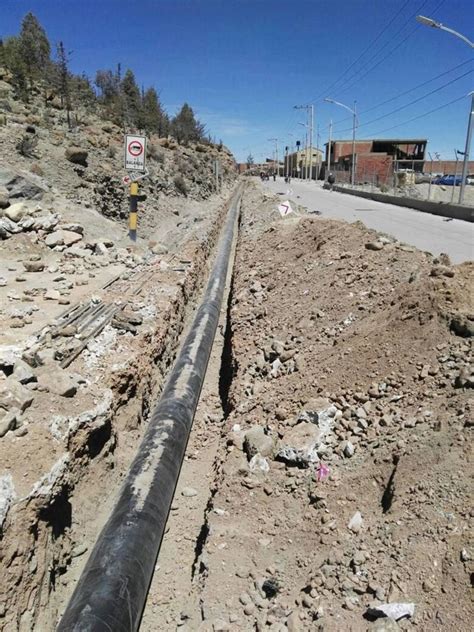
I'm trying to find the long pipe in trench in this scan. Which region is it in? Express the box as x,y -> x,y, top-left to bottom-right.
57,184 -> 243,632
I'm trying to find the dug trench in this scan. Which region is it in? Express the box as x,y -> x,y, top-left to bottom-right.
0,184 -> 240,631
136,181 -> 472,631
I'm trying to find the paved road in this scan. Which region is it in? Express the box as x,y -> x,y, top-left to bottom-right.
260,178 -> 473,264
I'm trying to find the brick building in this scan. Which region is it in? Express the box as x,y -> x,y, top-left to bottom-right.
325,138 -> 427,185
422,159 -> 474,175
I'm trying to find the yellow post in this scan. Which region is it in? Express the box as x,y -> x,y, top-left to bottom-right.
129,181 -> 138,241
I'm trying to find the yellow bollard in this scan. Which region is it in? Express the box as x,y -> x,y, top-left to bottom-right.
129,181 -> 138,241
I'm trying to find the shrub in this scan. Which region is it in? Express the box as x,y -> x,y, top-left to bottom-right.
30,162 -> 43,176
16,133 -> 38,157
174,175 -> 188,196
147,143 -> 164,163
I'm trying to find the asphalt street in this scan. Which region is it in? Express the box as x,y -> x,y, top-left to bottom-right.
260,178 -> 473,264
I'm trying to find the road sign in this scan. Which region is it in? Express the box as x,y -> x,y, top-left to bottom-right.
278,200 -> 293,217
124,134 -> 146,172
122,169 -> 149,185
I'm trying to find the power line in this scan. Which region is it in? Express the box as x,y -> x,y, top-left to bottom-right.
333,68 -> 473,134
330,0 -> 446,101
305,0 -> 413,104
363,94 -> 467,137
330,58 -> 472,125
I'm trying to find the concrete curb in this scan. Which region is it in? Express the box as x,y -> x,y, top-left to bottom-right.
326,184 -> 474,222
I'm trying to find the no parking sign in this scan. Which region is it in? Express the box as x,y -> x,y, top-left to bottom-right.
124,134 -> 147,171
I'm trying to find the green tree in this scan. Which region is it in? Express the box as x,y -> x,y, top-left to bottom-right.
95,68 -> 119,103
95,68 -> 122,124
55,41 -> 72,129
121,68 -> 142,129
72,73 -> 96,111
171,103 -> 205,144
142,87 -> 169,136
18,13 -> 51,91
1,36 -> 28,100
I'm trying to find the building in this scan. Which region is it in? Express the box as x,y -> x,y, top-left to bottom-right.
324,138 -> 427,185
422,159 -> 474,176
285,147 -> 324,180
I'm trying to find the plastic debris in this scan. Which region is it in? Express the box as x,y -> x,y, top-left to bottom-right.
366,602 -> 415,621
316,463 -> 330,481
348,511 -> 363,533
249,454 -> 270,473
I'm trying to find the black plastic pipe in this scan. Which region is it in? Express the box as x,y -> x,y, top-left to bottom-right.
57,184 -> 243,632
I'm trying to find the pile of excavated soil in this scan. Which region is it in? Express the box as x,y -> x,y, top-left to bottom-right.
188,183 -> 473,631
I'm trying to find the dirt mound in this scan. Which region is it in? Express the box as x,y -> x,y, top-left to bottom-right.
192,183 -> 473,631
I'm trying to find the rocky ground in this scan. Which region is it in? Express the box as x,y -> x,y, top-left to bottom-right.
138,183 -> 473,631
0,72 -> 239,631
1,70 -> 473,632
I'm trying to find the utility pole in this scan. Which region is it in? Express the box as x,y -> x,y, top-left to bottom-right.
451,149 -> 460,203
309,104 -> 314,181
325,98 -> 357,186
294,104 -> 313,180
428,151 -> 434,200
326,119 -> 332,179
459,92 -> 474,204
351,101 -> 357,186
268,138 -> 278,176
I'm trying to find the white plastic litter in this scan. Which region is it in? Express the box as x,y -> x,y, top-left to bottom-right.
366,602 -> 415,621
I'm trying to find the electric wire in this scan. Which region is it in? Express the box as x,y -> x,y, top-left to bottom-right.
333,68 -> 473,134
363,94 -> 467,137
307,0 -> 432,104
330,58 -> 473,126
332,0 -> 447,101
305,0 -> 413,104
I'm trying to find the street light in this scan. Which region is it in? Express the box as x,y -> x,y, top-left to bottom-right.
417,16 -> 473,204
416,15 -> 474,47
324,98 -> 357,186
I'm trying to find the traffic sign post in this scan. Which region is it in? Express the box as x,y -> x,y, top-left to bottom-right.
124,134 -> 147,172
124,135 -> 147,242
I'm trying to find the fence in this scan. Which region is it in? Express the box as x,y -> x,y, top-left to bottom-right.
332,159 -> 473,207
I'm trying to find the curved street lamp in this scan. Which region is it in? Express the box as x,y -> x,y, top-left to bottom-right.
417,15 -> 474,204
416,15 -> 474,48
324,98 -> 357,186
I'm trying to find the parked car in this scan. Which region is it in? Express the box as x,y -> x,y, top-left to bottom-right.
435,174 -> 464,186
467,174 -> 474,185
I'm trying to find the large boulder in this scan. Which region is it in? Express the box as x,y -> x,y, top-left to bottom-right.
276,422 -> 322,466
0,186 -> 9,209
45,229 -> 83,248
0,378 -> 34,412
243,426 -> 275,458
32,213 -> 60,232
37,370 -> 78,397
65,147 -> 88,167
0,217 -> 23,238
0,167 -> 47,200
0,80 -> 13,99
3,201 -> 31,223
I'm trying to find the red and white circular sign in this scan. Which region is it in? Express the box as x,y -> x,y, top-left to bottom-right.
128,140 -> 144,157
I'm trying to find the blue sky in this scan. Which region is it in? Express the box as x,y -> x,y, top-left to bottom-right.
2,0 -> 473,163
